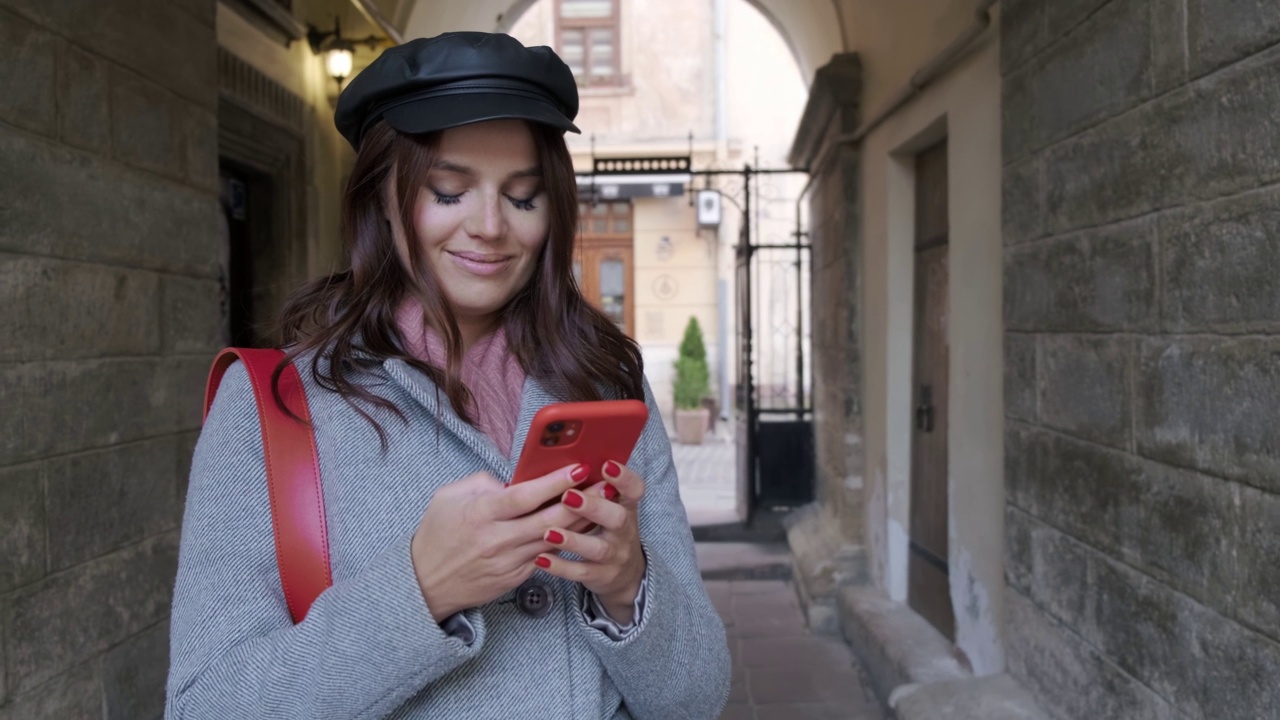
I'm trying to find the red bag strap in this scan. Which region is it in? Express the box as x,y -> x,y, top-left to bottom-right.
204,348 -> 332,624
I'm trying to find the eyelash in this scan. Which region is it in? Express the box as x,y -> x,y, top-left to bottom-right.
431,191 -> 538,211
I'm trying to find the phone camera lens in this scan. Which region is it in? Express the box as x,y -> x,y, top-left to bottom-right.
542,437 -> 558,447
548,422 -> 565,433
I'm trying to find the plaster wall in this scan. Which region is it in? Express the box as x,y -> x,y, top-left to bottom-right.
859,30 -> 1004,675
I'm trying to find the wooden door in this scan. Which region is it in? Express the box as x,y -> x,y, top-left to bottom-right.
908,140 -> 954,641
575,201 -> 635,337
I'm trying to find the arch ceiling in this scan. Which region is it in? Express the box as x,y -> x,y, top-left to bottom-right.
391,0 -> 845,85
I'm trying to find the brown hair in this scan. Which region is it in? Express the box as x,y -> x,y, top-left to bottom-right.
275,121 -> 645,444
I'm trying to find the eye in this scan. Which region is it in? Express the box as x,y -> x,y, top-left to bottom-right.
507,194 -> 539,211
432,190 -> 463,206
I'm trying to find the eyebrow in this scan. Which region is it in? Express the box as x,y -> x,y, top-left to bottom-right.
432,160 -> 543,181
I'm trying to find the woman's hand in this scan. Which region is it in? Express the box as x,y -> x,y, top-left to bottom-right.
535,460 -> 647,624
410,464 -> 590,619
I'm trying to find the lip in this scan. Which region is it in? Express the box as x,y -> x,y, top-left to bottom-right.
447,250 -> 512,277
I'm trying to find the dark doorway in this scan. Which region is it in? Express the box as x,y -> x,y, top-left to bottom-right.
219,163 -> 276,347
908,139 -> 955,641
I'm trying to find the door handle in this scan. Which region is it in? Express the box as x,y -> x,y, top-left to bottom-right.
916,384 -> 934,432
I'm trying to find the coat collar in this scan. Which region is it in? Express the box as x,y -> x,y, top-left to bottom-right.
380,357 -> 560,480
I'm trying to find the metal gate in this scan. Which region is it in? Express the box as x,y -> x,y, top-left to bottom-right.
712,165 -> 814,519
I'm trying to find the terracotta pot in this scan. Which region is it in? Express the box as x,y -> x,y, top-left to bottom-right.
675,407 -> 710,445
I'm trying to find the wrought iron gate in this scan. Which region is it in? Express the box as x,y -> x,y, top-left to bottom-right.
718,166 -> 814,518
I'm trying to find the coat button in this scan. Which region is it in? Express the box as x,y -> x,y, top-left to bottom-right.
516,579 -> 555,618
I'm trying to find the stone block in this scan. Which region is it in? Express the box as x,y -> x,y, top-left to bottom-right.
1001,64 -> 1035,164
1004,505 -> 1032,595
56,41 -> 111,155
0,357 -> 207,466
111,67 -> 182,180
183,104 -> 219,193
45,436 -> 182,571
0,0 -> 217,111
1004,220 -> 1157,332
1002,157 -> 1042,246
1005,333 -> 1036,422
0,7 -> 56,136
173,0 -> 215,27
1037,335 -> 1130,450
1151,0 -> 1190,93
161,275 -> 224,354
1025,0 -> 1154,153
1236,486 -> 1280,640
103,622 -> 168,720
1181,54 -> 1280,203
0,130 -> 222,276
1025,518 -> 1092,631
892,673 -> 1051,720
1003,422 -> 1046,515
1036,432 -> 1238,610
0,463 -> 44,594
1136,337 -> 1280,494
1000,0 -> 1046,76
1004,588 -> 1177,720
175,429 -> 200,503
1188,0 -> 1280,76
7,532 -> 178,693
0,256 -> 161,362
0,659 -> 102,720
1160,187 -> 1280,333
1090,555 -> 1280,717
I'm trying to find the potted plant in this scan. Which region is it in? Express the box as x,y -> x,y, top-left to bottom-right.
673,316 -> 712,445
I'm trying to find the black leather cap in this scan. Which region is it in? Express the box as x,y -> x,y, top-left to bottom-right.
335,32 -> 580,150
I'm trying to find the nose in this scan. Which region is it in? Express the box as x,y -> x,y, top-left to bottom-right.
465,190 -> 506,242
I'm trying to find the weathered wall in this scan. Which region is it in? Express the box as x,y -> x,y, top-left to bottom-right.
859,28 -> 1005,675
790,54 -> 863,542
0,0 -> 221,716
1002,0 -> 1280,716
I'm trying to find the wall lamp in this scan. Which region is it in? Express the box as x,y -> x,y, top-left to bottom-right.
307,16 -> 381,88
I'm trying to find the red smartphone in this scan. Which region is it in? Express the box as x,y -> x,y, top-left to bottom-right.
510,399 -> 649,501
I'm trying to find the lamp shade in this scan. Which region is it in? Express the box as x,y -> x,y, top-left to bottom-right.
326,47 -> 354,80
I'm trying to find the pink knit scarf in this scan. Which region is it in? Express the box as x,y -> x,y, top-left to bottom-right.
395,302 -> 527,458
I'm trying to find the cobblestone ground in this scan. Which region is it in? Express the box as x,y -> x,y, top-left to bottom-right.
671,434 -> 742,526
707,578 -> 888,720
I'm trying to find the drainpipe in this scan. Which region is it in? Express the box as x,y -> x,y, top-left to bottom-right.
349,0 -> 404,44
792,0 -> 998,233
714,0 -> 731,423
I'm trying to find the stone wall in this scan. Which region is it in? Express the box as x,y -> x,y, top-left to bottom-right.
789,54 -> 864,542
0,0 -> 221,717
1001,0 -> 1280,716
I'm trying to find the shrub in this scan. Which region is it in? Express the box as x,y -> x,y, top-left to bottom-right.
673,317 -> 710,410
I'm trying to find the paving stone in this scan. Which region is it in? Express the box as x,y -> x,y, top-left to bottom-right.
738,635 -> 856,670
44,435 -> 183,570
7,533 -> 177,693
747,664 -> 868,705
718,703 -> 754,720
0,463 -> 45,594
756,702 -> 880,720
0,7 -> 56,137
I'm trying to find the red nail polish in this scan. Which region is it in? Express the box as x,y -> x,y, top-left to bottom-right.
563,490 -> 584,509
546,530 -> 565,544
535,556 -> 551,569
604,460 -> 621,478
603,483 -> 619,501
570,464 -> 590,482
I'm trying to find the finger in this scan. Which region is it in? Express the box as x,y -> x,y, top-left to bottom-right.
601,461 -> 645,506
485,463 -> 590,520
561,488 -> 628,531
534,552 -> 594,584
544,527 -> 612,563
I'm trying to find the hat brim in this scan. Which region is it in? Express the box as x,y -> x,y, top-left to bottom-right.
381,93 -> 581,136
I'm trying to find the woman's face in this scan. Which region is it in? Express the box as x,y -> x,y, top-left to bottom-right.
406,119 -> 549,330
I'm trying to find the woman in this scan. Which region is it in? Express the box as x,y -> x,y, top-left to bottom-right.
166,32 -> 730,719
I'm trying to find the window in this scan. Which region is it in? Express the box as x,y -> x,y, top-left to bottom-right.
557,0 -> 621,87
575,201 -> 634,336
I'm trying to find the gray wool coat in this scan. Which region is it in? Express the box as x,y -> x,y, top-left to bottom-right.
164,354 -> 731,719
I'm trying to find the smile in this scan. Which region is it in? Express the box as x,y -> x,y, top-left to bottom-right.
447,251 -> 513,277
